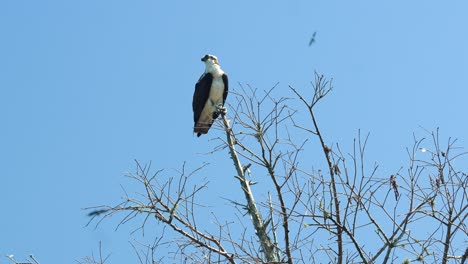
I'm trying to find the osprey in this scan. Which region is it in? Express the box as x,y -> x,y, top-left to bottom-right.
192,54 -> 229,137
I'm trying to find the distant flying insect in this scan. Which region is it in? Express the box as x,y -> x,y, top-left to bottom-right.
309,31 -> 317,46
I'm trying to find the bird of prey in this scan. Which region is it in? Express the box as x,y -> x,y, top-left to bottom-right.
192,54 -> 229,137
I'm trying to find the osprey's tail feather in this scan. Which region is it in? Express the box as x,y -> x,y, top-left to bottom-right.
194,120 -> 214,137
194,105 -> 226,137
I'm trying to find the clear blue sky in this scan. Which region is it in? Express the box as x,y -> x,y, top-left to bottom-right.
1,1 -> 467,263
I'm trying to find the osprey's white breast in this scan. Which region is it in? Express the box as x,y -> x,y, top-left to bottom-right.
209,77 -> 225,105
206,65 -> 225,105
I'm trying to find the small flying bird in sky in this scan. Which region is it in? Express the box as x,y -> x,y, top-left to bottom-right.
192,54 -> 229,137
309,31 -> 317,46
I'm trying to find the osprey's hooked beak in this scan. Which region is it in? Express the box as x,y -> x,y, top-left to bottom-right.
201,55 -> 208,62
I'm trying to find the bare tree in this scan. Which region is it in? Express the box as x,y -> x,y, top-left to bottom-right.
86,73 -> 467,263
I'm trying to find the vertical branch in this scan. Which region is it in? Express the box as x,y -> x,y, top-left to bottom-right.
429,131 -> 465,264
226,87 -> 296,264
256,128 -> 294,264
309,98 -> 343,264
290,73 -> 343,264
221,113 -> 278,263
441,210 -> 453,264
268,192 -> 282,262
265,157 -> 293,264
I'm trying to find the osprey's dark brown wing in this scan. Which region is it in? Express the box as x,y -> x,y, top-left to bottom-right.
222,73 -> 228,105
193,73 -> 213,124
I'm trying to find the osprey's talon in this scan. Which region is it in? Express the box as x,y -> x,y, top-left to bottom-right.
216,104 -> 227,115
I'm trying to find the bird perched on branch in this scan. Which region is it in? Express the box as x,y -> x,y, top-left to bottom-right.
192,54 -> 229,137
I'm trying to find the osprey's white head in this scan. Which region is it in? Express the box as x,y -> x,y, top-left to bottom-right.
201,54 -> 224,75
201,54 -> 219,66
